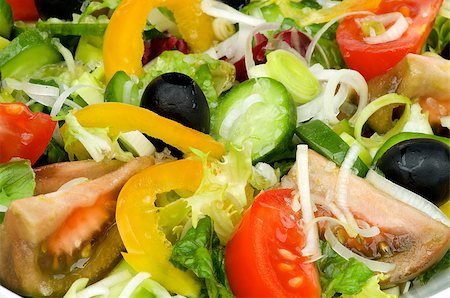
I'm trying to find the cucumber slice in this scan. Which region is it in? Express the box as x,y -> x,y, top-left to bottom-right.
0,0 -> 13,38
0,30 -> 62,79
75,36 -> 103,65
212,77 -> 297,162
72,72 -> 104,105
118,131 -> 156,157
105,71 -> 140,106
0,36 -> 9,50
36,16 -> 109,36
295,120 -> 369,177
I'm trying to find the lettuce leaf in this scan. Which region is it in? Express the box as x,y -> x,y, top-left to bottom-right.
170,216 -> 233,298
317,240 -> 374,298
61,112 -> 134,162
141,51 -> 236,108
184,145 -> 253,244
0,159 -> 35,222
342,274 -> 397,298
415,249 -> 450,285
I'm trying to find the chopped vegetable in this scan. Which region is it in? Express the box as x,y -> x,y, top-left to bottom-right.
295,120 -> 369,177
0,102 -> 56,165
317,240 -> 374,298
0,159 -> 35,223
141,50 -> 235,107
212,77 -> 296,162
250,49 -> 320,104
116,159 -> 203,296
60,102 -> 225,159
225,189 -> 321,297
337,0 -> 443,80
103,0 -> 216,81
170,216 -> 233,297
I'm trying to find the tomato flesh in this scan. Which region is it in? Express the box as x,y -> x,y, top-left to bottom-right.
0,103 -> 56,165
225,189 -> 320,298
6,0 -> 39,21
336,0 -> 443,80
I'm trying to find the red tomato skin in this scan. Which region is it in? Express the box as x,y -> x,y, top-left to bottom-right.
6,0 -> 39,21
0,103 -> 56,165
336,0 -> 443,80
225,189 -> 321,298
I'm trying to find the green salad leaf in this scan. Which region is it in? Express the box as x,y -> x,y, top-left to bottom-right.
0,159 -> 35,223
415,249 -> 450,285
342,274 -> 397,298
141,50 -> 236,108
170,216 -> 233,298
423,15 -> 450,55
317,240 -> 374,298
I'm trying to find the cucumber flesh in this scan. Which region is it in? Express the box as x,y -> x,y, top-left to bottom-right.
0,36 -> 9,50
0,29 -> 62,79
212,77 -> 297,162
75,36 -> 103,65
0,0 -> 13,38
105,71 -> 140,106
295,120 -> 369,177
118,131 -> 156,157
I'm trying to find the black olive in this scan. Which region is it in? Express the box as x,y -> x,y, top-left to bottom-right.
376,138 -> 450,206
34,0 -> 84,20
217,0 -> 250,10
141,72 -> 210,133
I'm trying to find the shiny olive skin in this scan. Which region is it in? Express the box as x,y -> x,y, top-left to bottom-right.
218,0 -> 250,10
34,0 -> 84,20
141,72 -> 210,133
377,138 -> 450,206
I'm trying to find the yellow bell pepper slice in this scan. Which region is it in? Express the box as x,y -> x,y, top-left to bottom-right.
116,159 -> 203,296
63,102 -> 224,159
103,0 -> 215,81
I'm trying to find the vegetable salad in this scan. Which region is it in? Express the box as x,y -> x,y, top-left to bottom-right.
0,0 -> 449,297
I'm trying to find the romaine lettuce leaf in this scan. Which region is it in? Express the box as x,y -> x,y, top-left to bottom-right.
170,216 -> 233,298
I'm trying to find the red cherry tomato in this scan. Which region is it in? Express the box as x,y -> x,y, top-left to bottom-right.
225,189 -> 321,298
6,0 -> 39,21
0,103 -> 56,165
336,0 -> 443,80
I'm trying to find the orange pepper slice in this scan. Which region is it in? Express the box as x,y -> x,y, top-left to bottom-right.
103,0 -> 215,82
116,159 -> 203,296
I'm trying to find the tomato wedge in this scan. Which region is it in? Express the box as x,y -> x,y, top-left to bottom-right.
0,102 -> 56,165
225,189 -> 321,298
6,0 -> 39,21
336,0 -> 443,80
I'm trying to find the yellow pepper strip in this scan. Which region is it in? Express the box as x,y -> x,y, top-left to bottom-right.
277,0 -> 382,26
103,0 -> 215,82
116,159 -> 203,296
63,102 -> 225,159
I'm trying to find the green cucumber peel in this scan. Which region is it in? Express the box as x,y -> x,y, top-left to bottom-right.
36,15 -> 109,36
354,93 -> 411,149
212,77 -> 297,163
0,29 -> 62,79
0,0 -> 13,39
296,120 -> 369,177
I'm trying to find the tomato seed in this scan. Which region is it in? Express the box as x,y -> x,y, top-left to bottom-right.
278,248 -> 297,261
288,276 -> 304,288
278,263 -> 294,272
